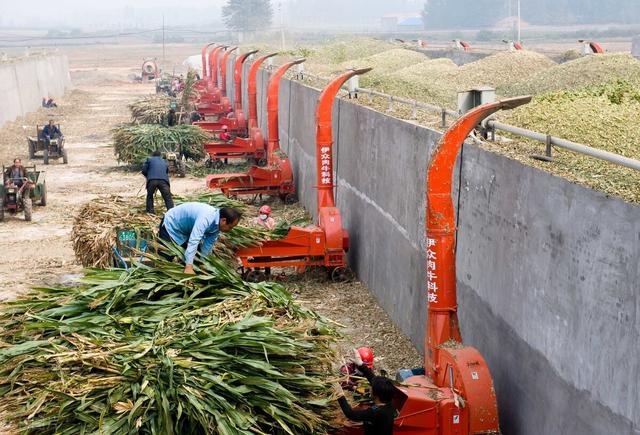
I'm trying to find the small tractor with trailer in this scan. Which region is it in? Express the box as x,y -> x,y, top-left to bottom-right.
159,141 -> 186,178
1,164 -> 47,222
27,125 -> 68,165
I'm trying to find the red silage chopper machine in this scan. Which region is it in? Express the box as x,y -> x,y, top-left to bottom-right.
195,43 -> 214,90
337,95 -> 532,435
195,49 -> 259,137
205,58 -> 306,202
202,52 -> 278,168
194,46 -> 234,118
231,68 -> 372,282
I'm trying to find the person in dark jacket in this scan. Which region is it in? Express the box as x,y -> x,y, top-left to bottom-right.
334,349 -> 396,435
142,150 -> 174,214
42,120 -> 62,148
167,109 -> 177,127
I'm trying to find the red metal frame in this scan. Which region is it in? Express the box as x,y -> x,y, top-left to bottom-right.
199,53 -> 278,165
589,41 -> 604,54
338,96 -> 531,435
195,46 -> 230,115
194,42 -> 216,91
231,68 -> 371,278
193,50 -> 258,136
205,58 -> 305,200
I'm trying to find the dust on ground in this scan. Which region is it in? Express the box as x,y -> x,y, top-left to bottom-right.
0,43 -> 422,374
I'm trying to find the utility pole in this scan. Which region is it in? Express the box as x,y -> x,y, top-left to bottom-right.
279,2 -> 285,51
162,14 -> 166,74
517,0 -> 521,43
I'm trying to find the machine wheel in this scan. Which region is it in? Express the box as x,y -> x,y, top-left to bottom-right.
330,266 -> 353,283
205,158 -> 213,168
283,193 -> 298,205
213,159 -> 224,169
177,160 -> 186,178
28,140 -> 35,159
245,270 -> 267,283
62,149 -> 68,164
43,149 -> 49,165
23,198 -> 33,222
257,158 -> 267,167
40,183 -> 47,206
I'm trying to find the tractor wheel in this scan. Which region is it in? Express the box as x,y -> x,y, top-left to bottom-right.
245,270 -> 267,283
0,200 -> 4,222
23,198 -> 32,222
257,158 -> 268,167
43,149 -> 49,165
40,183 -> 47,206
28,140 -> 35,159
330,266 -> 353,283
177,160 -> 186,178
283,193 -> 298,205
62,149 -> 68,164
213,159 -> 224,169
205,158 -> 213,168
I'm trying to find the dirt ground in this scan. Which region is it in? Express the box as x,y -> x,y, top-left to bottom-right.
0,43 -> 422,375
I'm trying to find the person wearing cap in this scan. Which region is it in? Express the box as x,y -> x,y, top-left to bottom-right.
339,347 -> 375,391
218,125 -> 232,142
253,205 -> 276,230
334,348 -> 396,435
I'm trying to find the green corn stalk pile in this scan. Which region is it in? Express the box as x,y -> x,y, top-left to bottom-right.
129,96 -> 172,124
0,255 -> 340,434
113,124 -> 210,165
179,70 -> 198,115
71,193 -> 308,268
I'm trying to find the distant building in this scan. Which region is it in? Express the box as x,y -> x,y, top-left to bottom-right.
380,13 -> 423,32
633,36 -> 640,60
398,16 -> 423,31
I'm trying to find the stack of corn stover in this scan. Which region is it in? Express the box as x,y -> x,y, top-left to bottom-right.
112,123 -> 210,165
71,193 -> 309,268
129,95 -> 172,124
0,256 -> 339,434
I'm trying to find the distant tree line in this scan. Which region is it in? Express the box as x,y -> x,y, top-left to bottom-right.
422,0 -> 640,28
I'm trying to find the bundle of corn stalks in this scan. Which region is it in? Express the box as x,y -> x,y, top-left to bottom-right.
112,124 -> 210,165
129,95 -> 172,124
71,193 -> 308,268
0,256 -> 339,434
178,69 -> 198,115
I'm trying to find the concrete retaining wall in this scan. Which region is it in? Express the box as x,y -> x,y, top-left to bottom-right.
0,55 -> 71,127
241,67 -> 640,434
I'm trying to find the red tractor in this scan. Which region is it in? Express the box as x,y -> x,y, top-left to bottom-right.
337,96 -> 532,434
232,68 -> 371,282
205,58 -> 305,202
201,52 -> 278,168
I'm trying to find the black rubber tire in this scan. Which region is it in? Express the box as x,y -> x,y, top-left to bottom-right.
330,266 -> 353,283
283,193 -> 298,205
177,160 -> 186,177
245,270 -> 267,283
23,198 -> 32,222
213,159 -> 224,169
257,158 -> 268,167
40,183 -> 47,206
43,149 -> 49,165
62,149 -> 68,164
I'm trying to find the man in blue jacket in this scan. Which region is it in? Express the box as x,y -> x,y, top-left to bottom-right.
42,120 -> 62,148
142,150 -> 174,214
159,203 -> 242,274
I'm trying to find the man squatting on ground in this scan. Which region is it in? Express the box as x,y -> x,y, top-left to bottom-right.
158,203 -> 242,274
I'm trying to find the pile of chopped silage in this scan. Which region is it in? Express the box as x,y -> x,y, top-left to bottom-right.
0,255 -> 340,434
494,78 -> 640,202
501,53 -> 640,96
